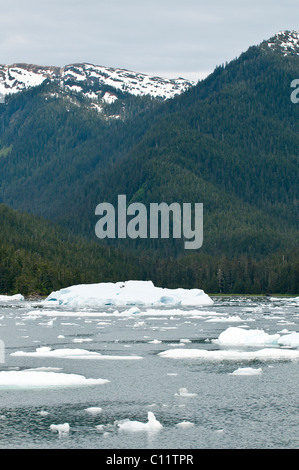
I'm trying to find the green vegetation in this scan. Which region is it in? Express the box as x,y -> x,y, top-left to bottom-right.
0,144 -> 12,159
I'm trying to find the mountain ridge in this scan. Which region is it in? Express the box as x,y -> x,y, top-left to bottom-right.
0,62 -> 194,101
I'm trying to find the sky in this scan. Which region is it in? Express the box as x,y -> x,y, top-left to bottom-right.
0,0 -> 298,82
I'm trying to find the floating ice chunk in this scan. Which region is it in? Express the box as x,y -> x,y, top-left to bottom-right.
117,412 -> 162,433
158,348 -> 299,361
206,316 -> 245,323
175,388 -> 197,397
278,332 -> 299,348
148,339 -> 162,344
11,347 -> 142,360
0,370 -> 109,388
95,424 -> 105,432
270,296 -> 299,302
0,294 -> 24,302
85,407 -> 102,415
26,367 -> 63,372
50,423 -> 70,436
176,421 -> 195,428
38,318 -> 56,327
72,338 -> 93,343
39,410 -> 49,416
133,321 -> 146,328
230,367 -> 263,376
215,327 -> 280,347
42,280 -> 213,308
123,307 -> 141,315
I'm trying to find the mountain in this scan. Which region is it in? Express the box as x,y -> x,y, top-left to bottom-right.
0,62 -> 194,103
0,30 -> 298,294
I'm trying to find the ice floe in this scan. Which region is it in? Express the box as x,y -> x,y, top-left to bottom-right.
229,367 -> 263,376
158,348 -> 299,361
175,387 -> 197,397
0,370 -> 109,388
41,280 -> 213,308
0,294 -> 24,302
84,407 -> 103,415
278,332 -> 299,348
176,421 -> 195,428
213,327 -> 299,349
11,346 -> 143,360
214,327 -> 280,347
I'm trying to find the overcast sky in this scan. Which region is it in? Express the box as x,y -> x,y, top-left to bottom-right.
0,0 -> 298,82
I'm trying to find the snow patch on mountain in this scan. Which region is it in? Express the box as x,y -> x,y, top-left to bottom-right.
0,62 -> 194,101
266,30 -> 299,56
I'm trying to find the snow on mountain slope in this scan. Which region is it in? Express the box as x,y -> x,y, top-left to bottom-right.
0,62 -> 194,101
264,30 -> 299,56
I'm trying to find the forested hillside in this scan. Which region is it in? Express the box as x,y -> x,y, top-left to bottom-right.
0,204 -> 143,296
0,204 -> 297,296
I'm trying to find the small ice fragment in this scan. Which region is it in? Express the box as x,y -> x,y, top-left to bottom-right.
175,388 -> 197,397
230,367 -> 262,376
72,338 -> 92,343
50,423 -> 70,436
85,407 -> 102,415
95,424 -> 105,432
176,421 -> 194,428
117,412 -> 163,432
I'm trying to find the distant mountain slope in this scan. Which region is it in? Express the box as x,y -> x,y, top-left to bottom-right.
51,30 -> 298,255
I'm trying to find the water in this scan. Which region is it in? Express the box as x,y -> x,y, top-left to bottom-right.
0,296 -> 298,449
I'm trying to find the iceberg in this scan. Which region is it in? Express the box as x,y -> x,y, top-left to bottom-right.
42,280 -> 213,308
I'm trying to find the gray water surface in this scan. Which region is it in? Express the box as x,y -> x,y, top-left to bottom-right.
0,296 -> 298,449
